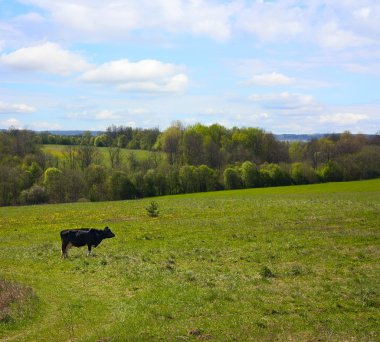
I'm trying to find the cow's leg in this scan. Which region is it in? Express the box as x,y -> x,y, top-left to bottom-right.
87,244 -> 92,256
62,242 -> 72,258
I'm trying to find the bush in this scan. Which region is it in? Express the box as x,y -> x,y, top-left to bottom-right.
19,185 -> 48,205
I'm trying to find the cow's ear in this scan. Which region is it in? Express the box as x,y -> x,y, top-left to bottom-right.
104,226 -> 109,230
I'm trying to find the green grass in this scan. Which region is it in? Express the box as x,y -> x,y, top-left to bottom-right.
41,144 -> 161,167
0,179 -> 379,341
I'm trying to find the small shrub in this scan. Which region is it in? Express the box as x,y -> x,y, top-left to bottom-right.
146,201 -> 159,217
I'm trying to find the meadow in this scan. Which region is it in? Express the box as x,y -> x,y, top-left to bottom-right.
0,179 -> 379,341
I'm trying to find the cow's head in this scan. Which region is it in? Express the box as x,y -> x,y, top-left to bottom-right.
103,226 -> 115,238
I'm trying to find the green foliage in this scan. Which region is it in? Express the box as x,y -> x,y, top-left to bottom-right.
146,201 -> 159,217
109,171 -> 137,200
19,185 -> 48,205
241,161 -> 259,188
318,160 -> 343,182
44,167 -> 64,203
223,167 -> 242,189
2,127 -> 380,207
94,134 -> 112,147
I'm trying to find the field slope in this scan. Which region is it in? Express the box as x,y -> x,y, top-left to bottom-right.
0,180 -> 379,341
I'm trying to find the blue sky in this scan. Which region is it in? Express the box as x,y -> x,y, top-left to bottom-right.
0,0 -> 379,133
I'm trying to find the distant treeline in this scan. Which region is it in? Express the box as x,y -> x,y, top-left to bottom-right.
1,124 -> 379,206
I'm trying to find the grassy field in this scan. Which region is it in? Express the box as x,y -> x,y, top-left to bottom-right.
0,180 -> 379,341
41,144 -> 161,167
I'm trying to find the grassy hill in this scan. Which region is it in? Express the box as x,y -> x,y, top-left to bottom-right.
0,180 -> 379,341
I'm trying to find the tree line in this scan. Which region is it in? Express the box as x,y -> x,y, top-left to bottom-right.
0,124 -> 379,206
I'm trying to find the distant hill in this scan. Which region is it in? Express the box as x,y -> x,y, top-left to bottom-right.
40,130 -> 104,136
275,134 -> 327,142
43,131 -> 327,141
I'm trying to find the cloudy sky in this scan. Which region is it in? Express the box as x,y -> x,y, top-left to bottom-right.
0,0 -> 379,133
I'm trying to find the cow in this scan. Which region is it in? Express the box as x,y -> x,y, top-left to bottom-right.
60,226 -> 115,258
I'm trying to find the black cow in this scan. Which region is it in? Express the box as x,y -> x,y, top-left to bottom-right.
60,226 -> 115,258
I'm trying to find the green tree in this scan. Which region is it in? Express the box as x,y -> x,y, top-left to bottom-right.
85,164 -> 108,201
157,122 -> 183,165
44,167 -> 65,203
196,165 -> 218,192
109,171 -> 137,200
317,161 -> 343,182
94,134 -> 112,147
223,167 -> 242,190
241,161 -> 259,188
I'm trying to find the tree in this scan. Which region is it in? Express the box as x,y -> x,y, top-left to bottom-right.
85,164 -> 108,201
94,134 -> 112,147
20,185 -> 48,205
182,129 -> 204,165
179,165 -> 198,193
196,165 -> 218,192
44,167 -> 65,203
241,161 -> 259,188
108,146 -> 121,169
259,163 -> 291,187
290,162 -> 317,184
157,122 -> 183,165
317,161 -> 343,182
223,167 -> 242,190
76,145 -> 101,169
109,171 -> 137,200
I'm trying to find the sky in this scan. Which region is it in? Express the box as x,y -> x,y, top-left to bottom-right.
0,0 -> 379,134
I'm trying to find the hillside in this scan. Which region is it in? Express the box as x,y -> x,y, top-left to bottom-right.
0,179 -> 379,341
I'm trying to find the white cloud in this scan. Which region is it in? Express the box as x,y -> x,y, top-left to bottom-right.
30,122 -> 62,130
236,1 -> 304,41
249,92 -> 321,112
319,113 -> 369,125
81,59 -> 188,93
0,101 -> 36,114
318,22 -> 375,50
0,42 -> 90,75
243,72 -> 296,86
0,118 -> 23,129
17,0 -> 235,41
94,110 -> 123,121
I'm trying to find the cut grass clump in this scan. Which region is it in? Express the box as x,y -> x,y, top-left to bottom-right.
260,266 -> 275,278
0,278 -> 38,325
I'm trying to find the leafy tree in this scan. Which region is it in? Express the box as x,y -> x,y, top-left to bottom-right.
179,165 -> 198,193
108,146 -> 121,169
109,171 -> 137,200
20,185 -> 48,205
94,134 -> 112,147
44,167 -> 65,203
317,161 -> 343,182
182,129 -> 204,165
241,161 -> 259,188
196,165 -> 218,192
157,122 -> 183,165
259,163 -> 291,187
290,162 -> 317,185
85,164 -> 108,202
223,167 -> 242,190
